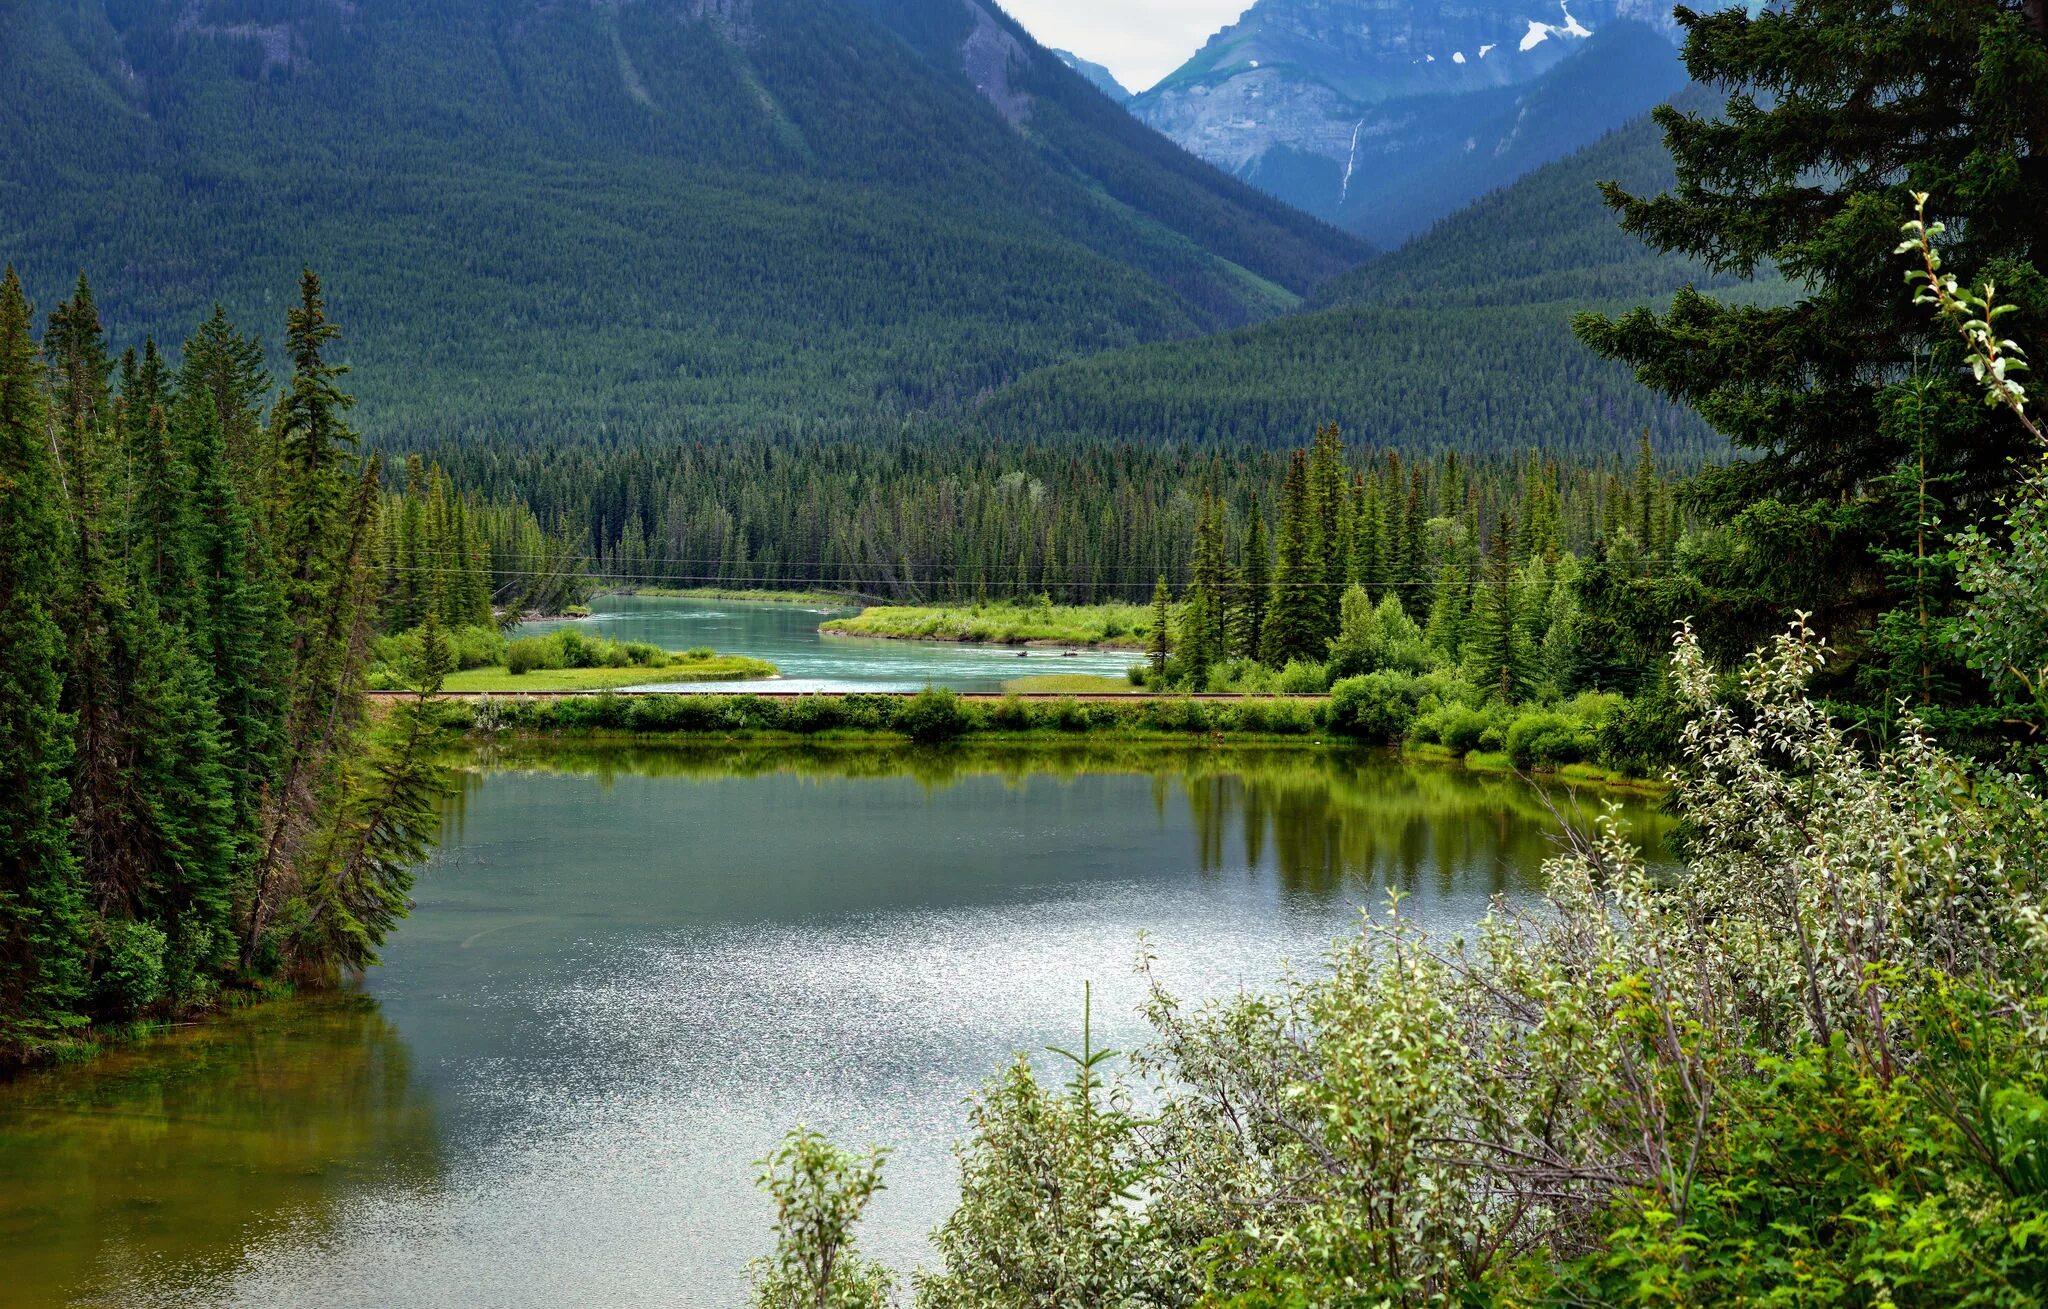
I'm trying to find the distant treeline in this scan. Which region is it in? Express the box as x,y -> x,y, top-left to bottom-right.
405,430 -> 1693,606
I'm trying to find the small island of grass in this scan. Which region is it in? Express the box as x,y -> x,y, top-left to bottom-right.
440,628 -> 776,693
821,600 -> 1153,648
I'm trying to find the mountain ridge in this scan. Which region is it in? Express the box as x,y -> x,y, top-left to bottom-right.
0,0 -> 1365,438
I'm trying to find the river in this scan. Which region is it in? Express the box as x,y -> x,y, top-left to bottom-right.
520,595 -> 1141,692
0,745 -> 1670,1307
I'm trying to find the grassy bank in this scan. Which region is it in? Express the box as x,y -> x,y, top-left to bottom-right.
821,601 -> 1154,648
448,691 -> 1668,794
606,587 -> 861,606
444,653 -> 777,693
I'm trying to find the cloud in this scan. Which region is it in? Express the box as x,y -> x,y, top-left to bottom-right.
997,0 -> 1254,94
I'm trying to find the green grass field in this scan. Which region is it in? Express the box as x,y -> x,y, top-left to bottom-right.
1001,673 -> 1143,695
444,653 -> 777,693
821,602 -> 1155,648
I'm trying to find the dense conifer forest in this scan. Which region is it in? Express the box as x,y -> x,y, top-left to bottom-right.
0,271 -> 474,1061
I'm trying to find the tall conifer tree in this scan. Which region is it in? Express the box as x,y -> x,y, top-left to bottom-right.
0,268 -> 88,1054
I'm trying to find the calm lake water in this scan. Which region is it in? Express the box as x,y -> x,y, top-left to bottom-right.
0,746 -> 1671,1307
521,595 -> 1140,692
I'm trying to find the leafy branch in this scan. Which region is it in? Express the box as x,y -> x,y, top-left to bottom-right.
1898,192 -> 2043,445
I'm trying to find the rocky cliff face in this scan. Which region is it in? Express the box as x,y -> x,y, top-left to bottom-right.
1130,0 -> 1686,235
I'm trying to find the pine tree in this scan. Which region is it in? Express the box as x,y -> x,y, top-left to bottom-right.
1305,423 -> 1350,640
1576,1 -> 2048,651
1233,505 -> 1271,659
301,612 -> 451,972
1148,576 -> 1171,676
47,276 -> 139,917
271,269 -> 358,629
122,602 -> 237,1006
1182,497 -> 1230,680
1424,563 -> 1470,664
176,305 -> 271,508
1262,452 -> 1323,667
1465,513 -> 1530,704
0,267 -> 89,1055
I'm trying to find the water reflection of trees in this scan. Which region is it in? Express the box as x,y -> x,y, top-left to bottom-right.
1181,757 -> 1672,901
0,994 -> 443,1304
447,741 -> 1673,905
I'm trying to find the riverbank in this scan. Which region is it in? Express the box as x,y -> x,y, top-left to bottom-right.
439,691 -> 1668,793
820,601 -> 1153,649
444,653 -> 778,693
604,586 -> 861,606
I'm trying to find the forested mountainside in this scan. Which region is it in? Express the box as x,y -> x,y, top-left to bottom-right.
973,92 -> 1746,456
1129,0 -> 1695,237
0,0 -> 1363,441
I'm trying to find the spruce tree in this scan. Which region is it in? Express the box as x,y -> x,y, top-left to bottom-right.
1262,452 -> 1323,667
1233,505 -> 1271,659
1183,497 -> 1230,679
1465,513 -> 1530,704
1148,576 -> 1171,676
1305,423 -> 1350,640
1577,1 -> 2048,652
0,267 -> 88,1055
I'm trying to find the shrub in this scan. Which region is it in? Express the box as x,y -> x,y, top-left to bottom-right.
1505,711 -> 1593,768
94,918 -> 167,1017
899,688 -> 971,742
1329,672 -> 1422,741
505,636 -> 550,675
780,695 -> 844,735
988,695 -> 1033,731
1597,677 -> 1688,777
1414,703 -> 1491,752
1276,659 -> 1330,694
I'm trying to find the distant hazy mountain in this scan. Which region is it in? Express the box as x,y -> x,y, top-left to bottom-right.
0,0 -> 1363,438
1130,0 -> 1690,240
1052,49 -> 1132,101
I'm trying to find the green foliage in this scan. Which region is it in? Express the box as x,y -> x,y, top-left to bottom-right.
1325,585 -> 1432,680
916,987 -> 1153,1308
748,1128 -> 895,1309
1274,660 -> 1330,695
92,919 -> 167,1019
504,630 -> 669,676
898,689 -> 971,744
1502,710 -> 1594,769
1327,671 -> 1423,742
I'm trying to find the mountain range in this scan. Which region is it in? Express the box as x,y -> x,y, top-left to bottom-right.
2,0 -> 1745,463
1126,0 -> 1694,240
0,0 -> 1360,438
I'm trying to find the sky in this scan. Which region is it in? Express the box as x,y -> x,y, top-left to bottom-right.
996,0 -> 1253,94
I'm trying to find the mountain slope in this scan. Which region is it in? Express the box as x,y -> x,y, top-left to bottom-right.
1052,49 -> 1132,102
1131,0 -> 1689,239
975,96 -> 1740,460
0,0 -> 1365,438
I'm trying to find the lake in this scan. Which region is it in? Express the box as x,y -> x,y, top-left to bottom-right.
520,595 -> 1141,692
0,745 -> 1670,1307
